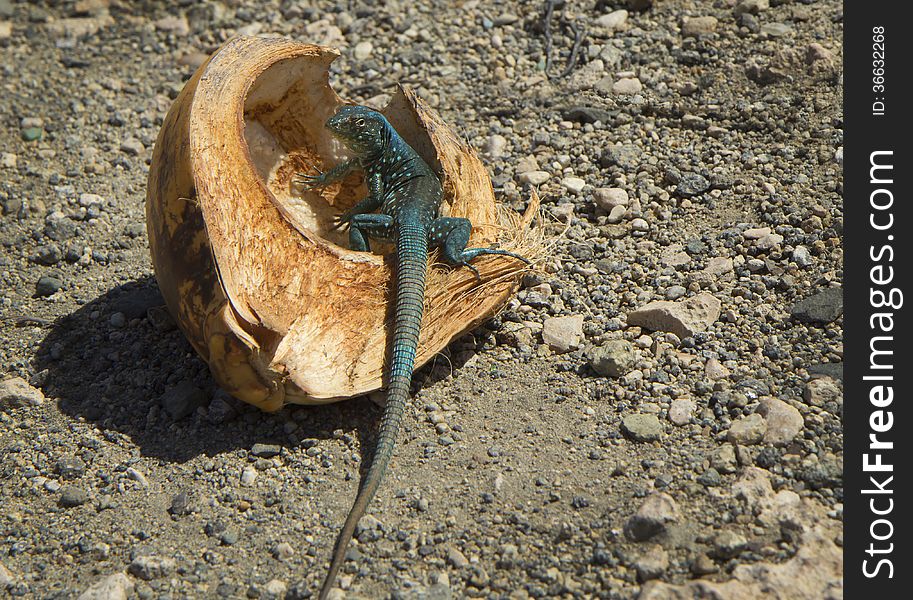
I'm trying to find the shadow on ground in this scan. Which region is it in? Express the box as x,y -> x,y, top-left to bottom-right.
34,276 -> 476,466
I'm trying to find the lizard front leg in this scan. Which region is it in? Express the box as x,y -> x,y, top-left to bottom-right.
331,171 -> 385,231
347,213 -> 394,252
293,157 -> 359,192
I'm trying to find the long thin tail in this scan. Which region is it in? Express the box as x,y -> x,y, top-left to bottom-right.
318,224 -> 428,599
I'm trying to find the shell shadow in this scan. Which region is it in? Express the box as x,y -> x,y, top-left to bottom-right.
32,276 -> 372,463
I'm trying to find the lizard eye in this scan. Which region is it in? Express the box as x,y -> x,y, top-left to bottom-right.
354,118 -> 366,127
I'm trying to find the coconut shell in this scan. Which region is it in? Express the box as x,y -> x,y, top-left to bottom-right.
146,36 -> 539,412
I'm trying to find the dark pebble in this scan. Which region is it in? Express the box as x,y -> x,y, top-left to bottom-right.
55,456 -> 86,480
35,275 -> 63,297
160,381 -> 207,421
675,172 -> 711,197
59,485 -> 88,507
790,287 -> 843,324
250,443 -> 281,458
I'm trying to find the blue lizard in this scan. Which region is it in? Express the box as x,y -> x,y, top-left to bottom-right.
294,105 -> 528,597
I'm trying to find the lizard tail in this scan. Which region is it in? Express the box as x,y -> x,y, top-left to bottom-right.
319,224 -> 429,599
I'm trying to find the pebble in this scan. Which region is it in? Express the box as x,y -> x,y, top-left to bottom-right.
272,542 -> 295,561
241,466 -> 258,486
726,413 -> 767,445
697,467 -> 722,487
733,0 -> 769,16
353,41 -> 373,60
0,20 -> 10,41
626,293 -> 721,339
667,398 -> 694,426
0,377 -> 46,409
710,445 -> 739,474
561,177 -> 586,193
621,414 -> 663,442
126,467 -> 149,488
590,339 -> 635,377
128,555 -> 176,580
675,172 -> 711,197
120,138 -> 145,156
600,144 -> 640,169
757,397 -> 804,446
594,187 -> 629,212
485,134 -> 508,158
159,381 -> 207,421
518,170 -> 550,186
0,152 -> 16,168
59,485 -> 89,507
608,204 -> 627,224
624,493 -> 679,541
761,22 -> 792,37
681,16 -> 718,37
596,9 -> 628,31
790,288 -> 843,324
261,579 -> 288,600
446,546 -> 469,568
541,315 -> 584,352
56,456 -> 87,480
251,443 -> 282,458
712,530 -> 748,559
613,77 -> 643,95
631,218 -> 649,232
691,554 -> 719,575
77,573 -> 135,600
153,15 -> 190,36
36,275 -> 64,297
802,376 -> 842,408
634,545 -> 668,581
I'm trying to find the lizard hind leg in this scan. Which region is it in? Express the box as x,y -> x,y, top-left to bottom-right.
429,217 -> 530,279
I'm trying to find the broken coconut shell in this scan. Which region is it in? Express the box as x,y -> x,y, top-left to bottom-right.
146,36 -> 540,412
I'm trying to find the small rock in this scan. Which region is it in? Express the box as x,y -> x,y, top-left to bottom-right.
542,315 -> 584,353
0,561 -> 13,586
697,467 -> 722,487
120,138 -> 145,156
446,546 -> 469,568
0,377 -> 46,409
805,43 -> 834,65
712,530 -> 748,559
56,456 -> 87,480
261,579 -> 287,600
691,554 -> 719,575
631,217 -> 649,232
159,381 -> 207,421
126,467 -> 149,488
732,466 -> 775,510
634,545 -> 668,582
600,144 -> 641,169
77,573 -> 135,600
36,275 -> 64,297
667,398 -> 694,426
153,15 -> 189,36
613,77 -> 643,95
0,20 -> 11,40
353,41 -> 373,60
675,172 -> 711,197
791,245 -> 813,267
621,414 -> 663,442
704,358 -> 730,380
626,293 -> 721,339
590,339 -> 635,377
128,555 -> 176,581
761,22 -> 791,37
485,134 -> 508,157
802,377 -> 842,408
59,485 -> 89,507
596,9 -> 628,31
682,16 -> 718,37
1,152 -> 17,168
624,493 -> 679,541
594,187 -> 629,212
272,542 -> 295,561
710,445 -> 738,474
169,492 -> 192,516
757,397 -> 804,446
561,177 -> 586,193
790,288 -> 843,324
733,0 -> 769,16
251,443 -> 281,458
518,170 -> 550,186
727,413 -> 768,445
240,466 -> 257,486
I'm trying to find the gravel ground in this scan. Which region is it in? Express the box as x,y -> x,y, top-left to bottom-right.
1,1 -> 843,598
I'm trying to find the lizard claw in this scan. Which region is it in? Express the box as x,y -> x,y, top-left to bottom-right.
293,168 -> 327,192
329,211 -> 352,231
460,261 -> 482,282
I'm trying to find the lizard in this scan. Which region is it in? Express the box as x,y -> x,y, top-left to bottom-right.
293,104 -> 529,598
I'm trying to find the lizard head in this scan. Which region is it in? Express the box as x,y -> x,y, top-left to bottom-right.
326,105 -> 388,155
